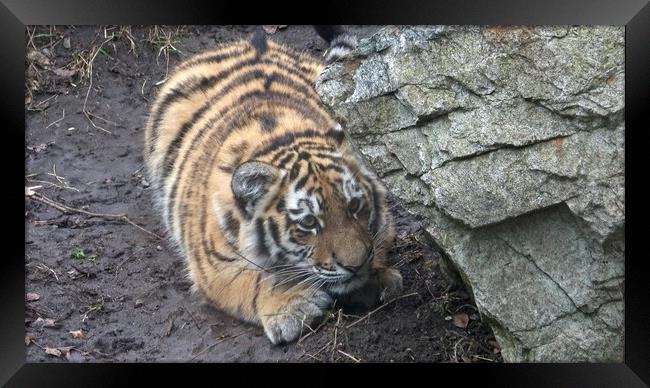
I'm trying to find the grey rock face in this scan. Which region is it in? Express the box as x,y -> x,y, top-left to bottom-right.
316,26 -> 624,362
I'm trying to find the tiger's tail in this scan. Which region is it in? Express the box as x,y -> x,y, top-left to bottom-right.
313,25 -> 358,64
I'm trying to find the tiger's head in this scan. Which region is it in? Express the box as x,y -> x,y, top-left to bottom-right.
230,129 -> 394,297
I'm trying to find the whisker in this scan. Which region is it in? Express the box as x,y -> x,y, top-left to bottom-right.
270,272 -> 311,290
260,269 -> 305,284
307,278 -> 327,298
284,273 -> 319,294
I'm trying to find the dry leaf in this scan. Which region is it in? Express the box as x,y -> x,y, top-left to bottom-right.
27,49 -> 51,68
69,329 -> 85,339
58,346 -> 74,355
52,67 -> 78,78
66,349 -> 84,362
452,312 -> 469,328
27,143 -> 48,153
25,186 -> 42,197
45,347 -> 62,357
67,268 -> 82,279
25,334 -> 35,346
26,292 -> 41,302
33,317 -> 56,327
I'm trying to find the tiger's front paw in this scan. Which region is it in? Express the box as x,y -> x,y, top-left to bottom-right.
377,267 -> 403,303
261,290 -> 333,345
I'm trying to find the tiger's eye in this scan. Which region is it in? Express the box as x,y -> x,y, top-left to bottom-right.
348,198 -> 361,214
299,215 -> 318,229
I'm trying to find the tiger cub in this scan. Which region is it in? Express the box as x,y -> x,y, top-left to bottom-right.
144,26 -> 402,344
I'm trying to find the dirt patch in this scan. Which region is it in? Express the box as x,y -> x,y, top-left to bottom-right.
25,25 -> 502,363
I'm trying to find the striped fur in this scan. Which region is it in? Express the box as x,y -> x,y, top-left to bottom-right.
313,25 -> 359,63
144,29 -> 401,344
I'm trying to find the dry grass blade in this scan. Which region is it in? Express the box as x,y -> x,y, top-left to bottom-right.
304,353 -> 323,362
190,328 -> 253,360
26,178 -> 80,193
26,261 -> 61,282
345,292 -> 419,329
297,311 -> 334,344
337,349 -> 361,363
330,309 -> 342,361
306,340 -> 332,360
146,26 -> 184,85
79,35 -> 116,134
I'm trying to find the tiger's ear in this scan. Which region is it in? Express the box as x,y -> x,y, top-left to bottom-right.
231,161 -> 279,215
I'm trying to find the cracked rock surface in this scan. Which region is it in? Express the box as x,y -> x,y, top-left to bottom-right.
316,26 -> 624,362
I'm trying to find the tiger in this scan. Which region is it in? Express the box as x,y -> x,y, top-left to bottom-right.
143,26 -> 403,345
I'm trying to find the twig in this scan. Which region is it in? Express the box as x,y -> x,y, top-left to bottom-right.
45,109 -> 65,129
70,264 -> 95,278
26,261 -> 60,282
310,340 -> 332,359
453,337 -> 464,362
26,26 -> 38,50
80,305 -> 101,323
31,94 -> 58,110
330,309 -> 342,361
337,349 -> 361,363
190,328 -> 253,360
29,192 -> 163,240
27,178 -> 80,193
141,79 -> 149,101
47,164 -> 66,185
298,311 -> 334,344
183,304 -> 201,329
131,164 -> 145,176
345,292 -> 419,329
86,111 -> 118,126
304,353 -> 323,362
471,355 -> 494,362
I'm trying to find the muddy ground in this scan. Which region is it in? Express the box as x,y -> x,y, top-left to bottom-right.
24,25 -> 502,363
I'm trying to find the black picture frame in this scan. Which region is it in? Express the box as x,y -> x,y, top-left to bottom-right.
3,0 -> 647,386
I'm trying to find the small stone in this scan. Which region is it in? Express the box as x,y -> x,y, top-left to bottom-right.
134,299 -> 143,308
156,245 -> 163,251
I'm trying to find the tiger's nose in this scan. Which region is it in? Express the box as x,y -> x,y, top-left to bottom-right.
317,262 -> 336,271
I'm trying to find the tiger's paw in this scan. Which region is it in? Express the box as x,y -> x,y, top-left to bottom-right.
377,267 -> 403,303
261,290 -> 333,345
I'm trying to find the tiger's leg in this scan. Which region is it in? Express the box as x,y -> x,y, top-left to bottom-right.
194,263 -> 332,345
256,280 -> 333,345
327,262 -> 403,313
371,261 -> 404,303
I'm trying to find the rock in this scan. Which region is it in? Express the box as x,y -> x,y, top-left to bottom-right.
316,26 -> 624,362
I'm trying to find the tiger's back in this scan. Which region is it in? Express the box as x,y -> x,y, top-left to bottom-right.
145,34 -> 329,232
144,28 -> 402,345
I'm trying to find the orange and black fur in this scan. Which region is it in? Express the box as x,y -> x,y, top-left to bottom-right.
144,26 -> 402,344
